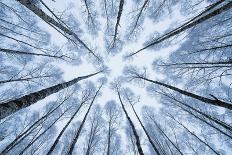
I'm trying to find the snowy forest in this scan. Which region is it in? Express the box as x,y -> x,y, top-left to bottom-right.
0,0 -> 232,154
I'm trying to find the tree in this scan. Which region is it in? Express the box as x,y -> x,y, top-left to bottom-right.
0,71 -> 102,119
66,82 -> 103,155
127,1 -> 232,57
122,88 -> 161,155
17,0 -> 101,61
116,86 -> 144,155
104,100 -> 122,155
46,87 -> 92,155
124,66 -> 232,110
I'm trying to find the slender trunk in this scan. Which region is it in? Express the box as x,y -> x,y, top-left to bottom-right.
163,93 -> 232,132
175,102 -> 232,139
0,97 -> 69,154
117,90 -> 144,155
17,0 -> 99,60
169,114 -> 220,155
0,71 -> 101,119
106,120 -> 111,155
0,48 -> 66,60
129,1 -> 232,56
0,75 -> 51,84
112,0 -> 124,47
130,104 -> 160,155
130,0 -> 149,34
137,76 -> 232,110
147,115 -> 184,155
160,60 -> 232,67
46,99 -> 88,155
18,107 -> 70,155
66,84 -> 103,155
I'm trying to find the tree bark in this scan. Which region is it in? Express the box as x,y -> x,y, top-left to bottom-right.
0,48 -> 66,60
129,1 -> 232,57
66,84 -> 103,155
16,0 -> 99,60
0,97 -> 70,154
137,76 -> 232,110
112,0 -> 124,47
46,99 -> 88,155
0,71 -> 101,119
117,90 -> 144,155
169,114 -> 220,155
130,103 -> 161,155
18,107 -> 70,155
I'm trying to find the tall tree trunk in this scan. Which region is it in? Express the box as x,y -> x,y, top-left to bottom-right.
174,101 -> 232,139
162,92 -> 232,132
129,1 -> 232,57
136,76 -> 232,110
0,71 -> 101,119
147,114 -> 184,155
0,97 -> 70,154
66,84 -> 103,155
130,0 -> 149,34
16,0 -> 99,60
117,90 -> 144,155
18,107 -> 70,155
0,48 -> 67,60
46,99 -> 88,155
112,0 -> 124,47
0,75 -> 51,84
130,103 -> 161,155
168,114 -> 220,155
106,120 -> 111,155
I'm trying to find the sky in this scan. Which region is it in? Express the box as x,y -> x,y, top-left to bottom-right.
2,0 -> 230,154
30,0 -> 208,154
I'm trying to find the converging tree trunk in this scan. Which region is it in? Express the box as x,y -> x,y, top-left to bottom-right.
135,75 -> 232,110
117,89 -> 144,155
66,84 -> 103,155
168,114 -> 220,155
46,97 -> 89,155
16,0 -> 99,60
112,0 -> 124,47
0,96 -> 71,154
126,95 -> 160,155
0,71 -> 101,119
129,1 -> 232,57
18,107 -> 70,155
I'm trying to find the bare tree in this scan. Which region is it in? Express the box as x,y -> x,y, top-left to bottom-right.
66,82 -> 103,155
0,71 -> 102,119
104,100 -> 122,155
124,66 -> 232,110
116,87 -> 144,155
128,1 -> 232,57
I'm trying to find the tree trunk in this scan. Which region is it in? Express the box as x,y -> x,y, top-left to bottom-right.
147,115 -> 184,155
106,120 -> 111,155
169,114 -> 220,155
0,71 -> 101,119
112,0 -> 124,47
18,107 -> 70,155
162,92 -> 232,132
117,90 -> 144,155
46,99 -> 88,155
66,84 -> 103,155
130,104 -> 161,155
129,1 -> 232,56
0,48 -> 66,60
137,76 -> 232,110
0,76 -> 51,84
16,0 -> 99,60
0,97 -> 69,154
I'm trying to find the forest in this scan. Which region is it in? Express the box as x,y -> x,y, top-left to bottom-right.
0,0 -> 232,154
